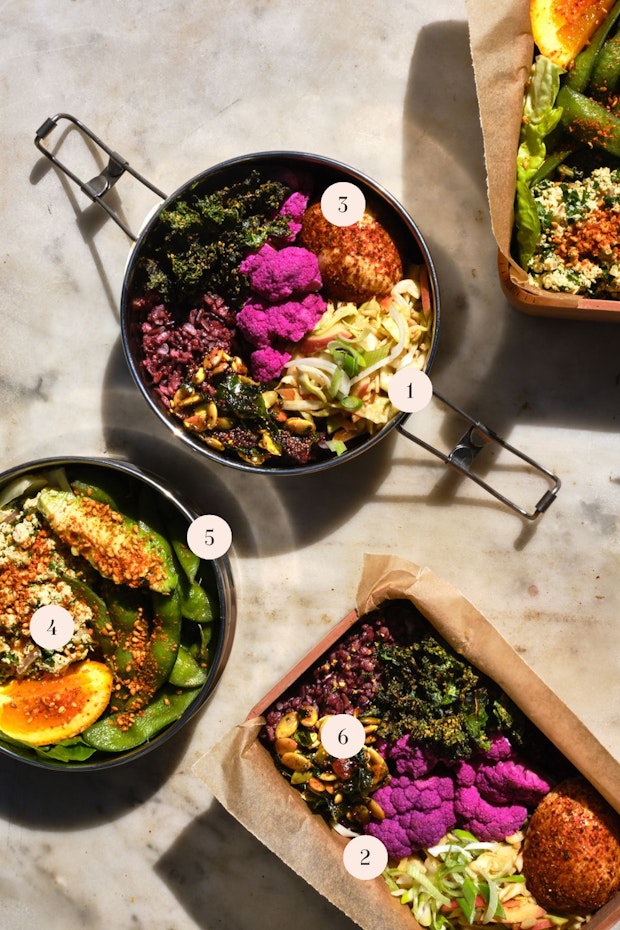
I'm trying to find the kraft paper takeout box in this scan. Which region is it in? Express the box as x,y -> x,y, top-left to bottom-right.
194,554 -> 620,930
466,0 -> 620,322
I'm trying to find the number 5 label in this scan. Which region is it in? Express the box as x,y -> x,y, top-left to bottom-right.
187,514 -> 232,560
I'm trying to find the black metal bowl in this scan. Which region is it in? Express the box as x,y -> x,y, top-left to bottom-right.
0,456 -> 236,771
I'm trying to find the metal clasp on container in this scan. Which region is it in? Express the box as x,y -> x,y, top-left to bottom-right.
34,113 -> 166,240
397,391 -> 561,520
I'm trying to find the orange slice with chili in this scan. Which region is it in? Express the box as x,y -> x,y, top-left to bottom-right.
531,0 -> 616,66
0,660 -> 113,745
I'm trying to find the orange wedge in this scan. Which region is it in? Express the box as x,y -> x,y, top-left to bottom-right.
0,660 -> 113,745
531,0 -> 616,66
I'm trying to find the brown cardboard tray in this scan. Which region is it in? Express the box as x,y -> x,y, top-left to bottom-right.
194,555 -> 620,930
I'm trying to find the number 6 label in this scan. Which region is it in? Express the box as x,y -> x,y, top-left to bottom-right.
320,713 -> 366,758
186,514 -> 232,560
343,835 -> 388,880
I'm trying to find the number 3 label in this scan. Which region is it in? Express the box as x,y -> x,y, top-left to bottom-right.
343,835 -> 389,879
321,182 -> 366,227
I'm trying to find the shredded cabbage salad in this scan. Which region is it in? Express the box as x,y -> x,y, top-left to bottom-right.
383,829 -> 586,930
276,271 -> 433,454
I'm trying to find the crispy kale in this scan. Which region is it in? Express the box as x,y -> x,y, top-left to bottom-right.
371,634 -> 528,760
139,171 -> 292,308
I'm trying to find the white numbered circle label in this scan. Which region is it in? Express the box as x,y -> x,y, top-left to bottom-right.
343,835 -> 389,880
187,514 -> 232,560
320,713 -> 366,759
388,367 -> 433,413
321,182 -> 366,227
30,605 -> 75,650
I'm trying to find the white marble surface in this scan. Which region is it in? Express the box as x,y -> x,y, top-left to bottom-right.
1,2 -> 619,928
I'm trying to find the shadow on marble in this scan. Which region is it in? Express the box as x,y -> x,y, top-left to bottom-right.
100,338 -> 398,557
155,799 -> 358,930
0,722 -> 196,829
30,122 -> 128,322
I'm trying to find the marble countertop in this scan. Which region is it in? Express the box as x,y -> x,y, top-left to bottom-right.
1,2 -> 618,928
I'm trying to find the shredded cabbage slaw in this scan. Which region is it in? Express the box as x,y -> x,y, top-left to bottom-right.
383,829 -> 586,930
275,271 -> 433,453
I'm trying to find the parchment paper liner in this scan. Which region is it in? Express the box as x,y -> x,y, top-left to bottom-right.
466,0 -> 620,319
194,554 -> 620,930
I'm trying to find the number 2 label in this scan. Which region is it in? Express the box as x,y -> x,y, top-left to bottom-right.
342,836 -> 388,879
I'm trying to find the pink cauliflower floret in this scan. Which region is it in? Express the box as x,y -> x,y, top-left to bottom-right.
475,760 -> 552,807
237,293 -> 327,380
376,735 -> 438,780
240,243 -> 321,301
267,293 -> 326,342
236,301 -> 272,348
364,774 -> 456,858
454,785 -> 528,841
250,346 -> 291,382
482,733 -> 514,763
277,191 -> 309,241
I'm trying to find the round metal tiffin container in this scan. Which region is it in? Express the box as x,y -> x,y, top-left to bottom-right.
34,114 -> 561,521
0,456 -> 236,771
35,115 -> 440,476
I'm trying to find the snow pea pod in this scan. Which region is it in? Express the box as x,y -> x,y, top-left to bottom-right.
82,685 -> 202,752
557,84 -> 620,156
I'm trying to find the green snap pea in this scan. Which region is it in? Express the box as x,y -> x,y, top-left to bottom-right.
178,575 -> 215,623
557,84 -> 620,156
102,582 -> 144,633
164,506 -> 201,583
591,31 -> 620,98
82,686 -> 202,752
150,587 -> 183,686
169,644 -> 208,688
566,0 -> 620,93
65,576 -> 115,658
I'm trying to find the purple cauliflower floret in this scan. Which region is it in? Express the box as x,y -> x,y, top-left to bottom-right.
266,293 -> 326,343
250,346 -> 291,382
475,760 -> 552,807
482,733 -> 514,763
364,774 -> 456,858
376,734 -> 438,780
237,293 -> 327,380
236,301 -> 272,348
454,785 -> 528,841
240,244 -> 321,301
277,191 -> 309,241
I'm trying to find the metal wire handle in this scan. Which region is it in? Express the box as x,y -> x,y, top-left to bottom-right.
34,112 -> 166,240
397,390 -> 561,520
